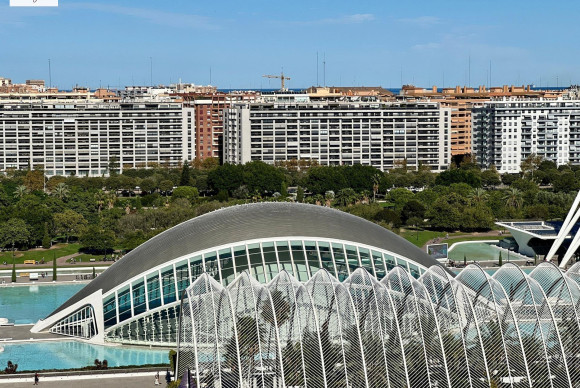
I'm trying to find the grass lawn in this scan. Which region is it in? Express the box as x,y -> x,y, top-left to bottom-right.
401,229 -> 454,248
0,243 -> 81,265
446,235 -> 507,246
74,254 -> 108,263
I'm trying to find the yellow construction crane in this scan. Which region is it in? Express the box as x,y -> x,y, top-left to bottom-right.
263,72 -> 291,91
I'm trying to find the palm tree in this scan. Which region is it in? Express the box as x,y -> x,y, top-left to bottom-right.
52,182 -> 69,200
13,185 -> 28,199
372,174 -> 381,202
94,191 -> 106,214
334,188 -> 357,207
324,190 -> 335,207
469,188 -> 488,206
503,187 -> 524,209
359,190 -> 371,204
106,192 -> 117,209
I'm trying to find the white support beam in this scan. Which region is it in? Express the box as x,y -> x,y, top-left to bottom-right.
547,191 -> 580,263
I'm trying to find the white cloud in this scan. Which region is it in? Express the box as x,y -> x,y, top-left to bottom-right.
412,42 -> 441,50
68,3 -> 218,30
398,16 -> 441,27
283,13 -> 375,26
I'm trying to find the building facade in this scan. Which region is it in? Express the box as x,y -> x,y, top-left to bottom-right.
400,85 -> 564,157
179,93 -> 228,161
31,203 -> 442,345
0,99 -> 194,176
223,94 -> 451,171
472,99 -> 580,173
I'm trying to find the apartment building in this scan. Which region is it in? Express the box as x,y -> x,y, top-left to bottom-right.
472,99 -> 580,173
400,85 -> 564,156
223,93 -> 451,171
0,99 -> 194,176
179,93 -> 227,161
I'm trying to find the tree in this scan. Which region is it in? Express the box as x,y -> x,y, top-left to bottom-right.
243,161 -> 285,194
503,188 -> 524,209
159,179 -> 174,195
172,186 -> 199,203
296,186 -> 304,203
179,162 -> 191,186
13,185 -> 29,199
468,188 -> 488,206
52,251 -> 57,281
23,170 -> 45,192
334,188 -> 357,207
108,156 -> 120,176
52,182 -> 70,200
80,225 -> 116,257
304,166 -> 348,195
553,171 -> 580,193
401,200 -> 426,224
520,153 -> 543,179
94,191 -> 106,214
387,188 -> 415,212
207,163 -> 244,194
232,185 -> 250,199
372,174 -> 381,202
42,223 -> 51,248
435,169 -> 481,187
280,181 -> 288,198
54,210 -> 88,242
481,168 -> 501,188
140,177 -> 157,194
0,219 -> 31,282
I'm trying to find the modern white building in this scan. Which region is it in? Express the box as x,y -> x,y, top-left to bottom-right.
223,94 -> 451,171
472,99 -> 580,172
0,99 -> 195,176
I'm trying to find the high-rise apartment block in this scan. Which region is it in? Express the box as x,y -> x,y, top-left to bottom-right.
400,85 -> 564,157
179,93 -> 228,161
0,99 -> 194,176
223,94 -> 451,171
472,99 -> 580,173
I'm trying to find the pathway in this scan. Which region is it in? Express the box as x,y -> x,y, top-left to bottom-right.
0,372 -> 166,387
422,230 -> 505,250
0,324 -> 62,342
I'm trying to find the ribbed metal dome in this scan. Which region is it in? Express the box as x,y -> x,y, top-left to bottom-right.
49,202 -> 442,317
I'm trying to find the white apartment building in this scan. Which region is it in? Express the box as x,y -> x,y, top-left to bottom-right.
0,99 -> 194,176
472,99 -> 580,173
223,94 -> 451,171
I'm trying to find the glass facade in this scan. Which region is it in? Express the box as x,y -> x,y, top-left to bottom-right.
97,238 -> 428,345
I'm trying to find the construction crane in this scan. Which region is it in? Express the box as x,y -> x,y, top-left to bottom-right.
263,72 -> 291,91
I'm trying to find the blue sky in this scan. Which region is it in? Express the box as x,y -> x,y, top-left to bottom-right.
1,0 -> 579,89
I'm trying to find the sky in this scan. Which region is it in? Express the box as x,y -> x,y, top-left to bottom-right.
0,0 -> 579,90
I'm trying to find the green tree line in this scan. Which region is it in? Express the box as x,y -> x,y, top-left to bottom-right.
0,154 -> 577,255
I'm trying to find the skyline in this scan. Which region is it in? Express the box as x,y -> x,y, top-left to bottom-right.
1,0 -> 579,89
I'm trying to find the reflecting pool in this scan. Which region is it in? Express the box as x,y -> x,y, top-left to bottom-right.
0,341 -> 168,371
0,283 -> 85,324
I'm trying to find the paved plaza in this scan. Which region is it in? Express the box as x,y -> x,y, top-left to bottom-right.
0,372 -> 167,387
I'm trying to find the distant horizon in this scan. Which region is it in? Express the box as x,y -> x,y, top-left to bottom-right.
2,0 -> 579,89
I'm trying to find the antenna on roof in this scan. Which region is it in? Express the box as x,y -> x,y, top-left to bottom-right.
323,53 -> 326,87
48,59 -> 52,89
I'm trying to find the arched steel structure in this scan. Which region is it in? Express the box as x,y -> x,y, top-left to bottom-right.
177,262 -> 580,387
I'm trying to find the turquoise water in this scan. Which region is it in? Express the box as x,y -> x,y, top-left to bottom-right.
448,242 -> 503,262
0,341 -> 168,371
0,283 -> 85,324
